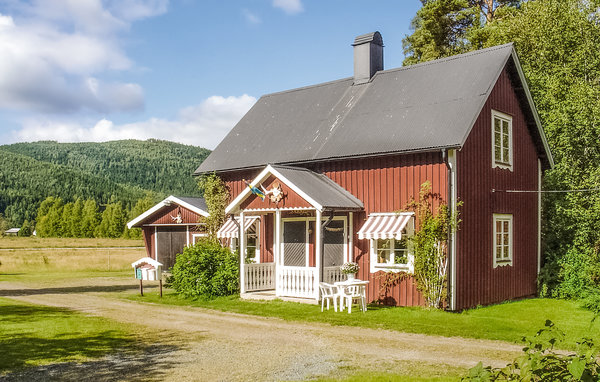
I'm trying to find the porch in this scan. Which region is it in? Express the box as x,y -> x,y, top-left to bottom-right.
220,164 -> 364,302
241,262 -> 348,301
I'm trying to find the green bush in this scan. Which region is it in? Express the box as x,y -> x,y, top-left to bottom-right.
171,240 -> 239,298
463,320 -> 600,381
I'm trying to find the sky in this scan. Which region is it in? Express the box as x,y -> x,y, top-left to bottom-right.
0,0 -> 422,149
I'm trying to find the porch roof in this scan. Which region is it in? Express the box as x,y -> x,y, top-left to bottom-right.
357,213 -> 413,240
226,164 -> 364,213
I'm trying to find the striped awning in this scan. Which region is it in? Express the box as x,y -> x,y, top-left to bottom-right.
357,213 -> 413,240
217,216 -> 260,239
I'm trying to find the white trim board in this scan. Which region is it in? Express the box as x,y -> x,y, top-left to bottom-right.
225,164 -> 323,214
127,195 -> 209,229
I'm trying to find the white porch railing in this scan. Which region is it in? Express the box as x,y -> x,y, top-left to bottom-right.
323,266 -> 345,284
245,263 -> 276,292
276,266 -> 318,299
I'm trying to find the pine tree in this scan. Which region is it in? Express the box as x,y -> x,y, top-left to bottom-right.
71,198 -> 84,237
18,220 -> 32,237
81,199 -> 100,238
61,202 -> 74,237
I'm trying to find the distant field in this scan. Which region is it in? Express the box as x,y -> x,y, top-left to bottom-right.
0,237 -> 145,273
0,237 -> 143,249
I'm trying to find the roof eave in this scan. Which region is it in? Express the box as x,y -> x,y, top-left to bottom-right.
509,49 -> 554,169
195,145 -> 463,176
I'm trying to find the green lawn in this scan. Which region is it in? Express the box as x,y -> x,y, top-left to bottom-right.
0,297 -> 137,373
128,292 -> 599,350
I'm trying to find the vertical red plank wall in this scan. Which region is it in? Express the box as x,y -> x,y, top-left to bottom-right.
221,153 -> 448,307
455,68 -> 539,310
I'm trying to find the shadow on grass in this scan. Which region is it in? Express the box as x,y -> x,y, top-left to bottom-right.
0,304 -> 78,324
0,284 -> 145,297
0,303 -> 183,381
0,331 -> 136,371
0,343 -> 181,382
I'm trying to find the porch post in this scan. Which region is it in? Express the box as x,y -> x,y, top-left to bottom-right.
348,212 -> 354,263
275,208 -> 282,296
315,209 -> 322,301
240,211 -> 246,294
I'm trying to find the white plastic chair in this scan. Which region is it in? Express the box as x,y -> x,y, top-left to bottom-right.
319,282 -> 339,312
338,283 -> 367,313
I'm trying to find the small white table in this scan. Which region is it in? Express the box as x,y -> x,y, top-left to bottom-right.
334,279 -> 369,313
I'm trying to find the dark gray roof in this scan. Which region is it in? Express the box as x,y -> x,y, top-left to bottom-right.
196,43 -> 552,174
272,165 -> 363,210
177,196 -> 207,211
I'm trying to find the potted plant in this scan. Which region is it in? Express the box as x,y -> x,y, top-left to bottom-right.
340,262 -> 359,280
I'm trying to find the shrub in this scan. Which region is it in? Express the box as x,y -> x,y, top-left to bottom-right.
171,239 -> 239,298
581,288 -> 600,317
463,320 -> 600,381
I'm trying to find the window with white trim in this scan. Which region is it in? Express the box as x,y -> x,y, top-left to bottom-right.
369,222 -> 414,273
493,214 -> 513,267
492,110 -> 512,169
192,233 -> 207,244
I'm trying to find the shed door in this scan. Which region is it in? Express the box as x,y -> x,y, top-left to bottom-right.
157,226 -> 187,270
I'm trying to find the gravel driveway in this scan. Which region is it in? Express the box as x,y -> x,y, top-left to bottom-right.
0,278 -> 522,381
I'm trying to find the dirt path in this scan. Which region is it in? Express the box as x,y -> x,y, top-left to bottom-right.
0,278 -> 522,381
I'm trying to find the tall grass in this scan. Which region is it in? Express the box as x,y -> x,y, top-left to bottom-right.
0,247 -> 145,273
0,237 -> 143,249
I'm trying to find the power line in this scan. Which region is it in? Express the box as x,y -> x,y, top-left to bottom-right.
492,188 -> 600,193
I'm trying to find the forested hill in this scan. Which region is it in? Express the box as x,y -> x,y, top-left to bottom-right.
0,139 -> 211,226
0,149 -> 153,225
1,139 -> 210,196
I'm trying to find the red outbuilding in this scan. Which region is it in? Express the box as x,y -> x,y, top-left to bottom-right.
127,195 -> 208,270
195,32 -> 553,310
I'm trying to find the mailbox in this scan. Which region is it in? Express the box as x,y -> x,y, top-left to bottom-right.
131,257 -> 163,281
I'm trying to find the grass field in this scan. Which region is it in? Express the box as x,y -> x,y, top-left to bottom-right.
1,237 -> 596,380
129,292 -> 599,351
0,236 -> 143,249
0,237 -> 145,273
0,297 -> 138,373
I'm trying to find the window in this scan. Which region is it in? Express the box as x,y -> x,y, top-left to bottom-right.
192,233 -> 207,244
245,219 -> 260,263
369,223 -> 414,273
492,110 -> 512,170
493,214 -> 513,268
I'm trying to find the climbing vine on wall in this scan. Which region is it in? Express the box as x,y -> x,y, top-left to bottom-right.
198,172 -> 230,241
409,182 -> 461,309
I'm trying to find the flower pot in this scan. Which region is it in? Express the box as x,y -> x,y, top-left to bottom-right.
347,273 -> 356,281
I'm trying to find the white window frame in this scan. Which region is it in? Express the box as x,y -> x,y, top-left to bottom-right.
369,219 -> 415,273
191,233 -> 207,244
492,109 -> 513,170
245,219 -> 261,263
493,213 -> 513,268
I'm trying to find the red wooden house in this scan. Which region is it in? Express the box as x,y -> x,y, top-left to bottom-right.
127,195 -> 208,269
195,32 -> 553,310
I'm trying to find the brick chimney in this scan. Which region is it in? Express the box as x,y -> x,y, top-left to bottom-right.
352,31 -> 384,85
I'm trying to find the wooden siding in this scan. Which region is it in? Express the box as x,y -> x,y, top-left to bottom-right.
223,152 -> 447,306
144,204 -> 204,225
455,68 -> 539,310
142,226 -> 155,259
138,204 -> 205,262
240,174 -> 312,210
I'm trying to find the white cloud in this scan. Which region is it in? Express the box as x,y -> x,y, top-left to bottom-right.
272,0 -> 303,14
13,94 -> 257,149
0,1 -> 168,114
242,9 -> 261,25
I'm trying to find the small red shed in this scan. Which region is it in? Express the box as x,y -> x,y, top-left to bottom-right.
127,195 -> 208,270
